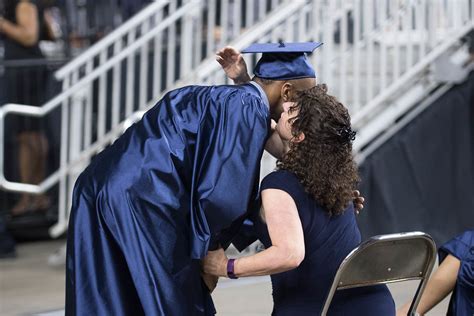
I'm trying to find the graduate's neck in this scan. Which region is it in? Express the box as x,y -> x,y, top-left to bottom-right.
253,79 -> 284,119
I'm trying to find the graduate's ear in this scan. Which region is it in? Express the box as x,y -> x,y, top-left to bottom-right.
292,132 -> 305,143
281,82 -> 294,102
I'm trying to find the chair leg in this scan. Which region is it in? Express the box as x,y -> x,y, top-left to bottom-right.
407,279 -> 425,316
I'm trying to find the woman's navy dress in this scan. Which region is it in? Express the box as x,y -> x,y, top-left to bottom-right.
255,170 -> 395,315
439,230 -> 474,316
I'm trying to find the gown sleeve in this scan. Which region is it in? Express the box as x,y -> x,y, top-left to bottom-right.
189,87 -> 270,259
439,230 -> 474,289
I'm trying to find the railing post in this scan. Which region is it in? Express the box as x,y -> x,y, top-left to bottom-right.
364,0 -> 375,100
112,40 -> 122,127
67,70 -> 85,229
140,18 -> 151,109
405,3 -> 414,72
206,0 -> 217,58
322,0 -> 335,88
233,0 -> 242,39
219,0 -> 230,47
245,0 -> 254,28
166,1 -> 178,89
98,50 -> 107,139
181,0 -> 195,78
427,0 -> 437,51
49,75 -> 71,237
352,0 -> 361,112
84,61 -> 93,150
193,1 -> 204,68
126,30 -> 137,117
392,0 -> 401,81
379,0 -> 387,93
472,0 -> 474,23
339,1 -> 348,105
153,9 -> 164,99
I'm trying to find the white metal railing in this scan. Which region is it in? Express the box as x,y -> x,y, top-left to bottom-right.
1,0 -> 473,237
0,0 -> 290,236
182,0 -> 474,153
193,0 -> 474,112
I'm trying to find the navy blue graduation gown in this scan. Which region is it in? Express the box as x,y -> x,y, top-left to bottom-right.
65,83 -> 270,315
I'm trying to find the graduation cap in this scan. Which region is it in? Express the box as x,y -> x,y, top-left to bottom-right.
242,41 -> 322,80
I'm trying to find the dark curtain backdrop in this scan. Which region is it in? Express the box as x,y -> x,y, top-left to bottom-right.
357,73 -> 474,247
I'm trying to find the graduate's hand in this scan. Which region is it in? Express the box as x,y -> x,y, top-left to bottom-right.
201,273 -> 219,293
202,248 -> 228,278
353,190 -> 365,215
216,46 -> 251,84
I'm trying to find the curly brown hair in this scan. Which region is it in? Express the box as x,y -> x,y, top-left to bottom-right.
277,84 -> 359,215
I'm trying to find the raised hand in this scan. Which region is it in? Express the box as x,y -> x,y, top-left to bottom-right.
216,46 -> 251,84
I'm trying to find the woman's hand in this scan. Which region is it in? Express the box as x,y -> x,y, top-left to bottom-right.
353,190 -> 365,215
216,46 -> 251,84
202,248 -> 228,277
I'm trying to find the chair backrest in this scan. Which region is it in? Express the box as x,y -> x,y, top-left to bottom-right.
321,232 -> 437,316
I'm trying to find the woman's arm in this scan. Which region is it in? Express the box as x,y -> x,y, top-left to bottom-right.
202,188 -> 305,277
396,254 -> 460,316
0,2 -> 39,47
264,120 -> 288,159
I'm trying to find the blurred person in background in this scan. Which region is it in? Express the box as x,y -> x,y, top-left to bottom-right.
397,229 -> 474,316
0,0 -> 51,216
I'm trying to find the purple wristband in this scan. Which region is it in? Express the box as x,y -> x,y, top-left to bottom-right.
226,258 -> 238,279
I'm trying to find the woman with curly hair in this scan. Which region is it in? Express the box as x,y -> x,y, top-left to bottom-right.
203,84 -> 395,315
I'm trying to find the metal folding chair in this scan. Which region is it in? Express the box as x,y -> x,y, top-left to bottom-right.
321,232 -> 437,316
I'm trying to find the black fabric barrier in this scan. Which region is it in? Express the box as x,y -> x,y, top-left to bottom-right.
357,73 -> 474,247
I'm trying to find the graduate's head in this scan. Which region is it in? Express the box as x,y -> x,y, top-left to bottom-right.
242,42 -> 321,121
253,76 -> 316,121
277,84 -> 359,216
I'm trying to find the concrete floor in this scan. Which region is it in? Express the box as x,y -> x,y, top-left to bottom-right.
0,240 -> 450,316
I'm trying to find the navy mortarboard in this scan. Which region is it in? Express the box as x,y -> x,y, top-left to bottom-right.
242,41 -> 322,80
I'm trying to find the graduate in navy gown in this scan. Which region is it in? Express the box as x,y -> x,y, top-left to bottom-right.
398,229 -> 474,316
65,42 -> 321,315
202,85 -> 395,315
